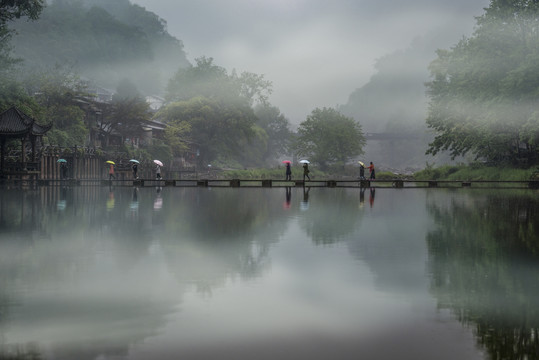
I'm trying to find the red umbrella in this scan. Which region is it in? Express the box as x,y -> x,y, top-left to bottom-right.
282,160 -> 291,164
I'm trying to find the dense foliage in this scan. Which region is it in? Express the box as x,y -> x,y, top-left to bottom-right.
10,0 -> 188,95
426,0 -> 539,166
294,107 -> 365,171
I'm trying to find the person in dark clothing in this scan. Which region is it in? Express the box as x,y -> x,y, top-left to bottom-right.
359,162 -> 365,180
303,163 -> 311,181
285,163 -> 292,181
132,163 -> 138,179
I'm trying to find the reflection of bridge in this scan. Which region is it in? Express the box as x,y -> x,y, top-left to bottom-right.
365,133 -> 423,140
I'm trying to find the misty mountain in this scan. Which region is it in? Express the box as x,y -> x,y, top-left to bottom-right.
9,0 -> 189,95
338,33 -> 467,171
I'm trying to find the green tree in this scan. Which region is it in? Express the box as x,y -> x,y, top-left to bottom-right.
0,0 -> 44,74
254,104 -> 291,163
156,97 -> 256,166
166,56 -> 272,107
22,66 -> 88,147
426,0 -> 539,165
294,107 -> 365,170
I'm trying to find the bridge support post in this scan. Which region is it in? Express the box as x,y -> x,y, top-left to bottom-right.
230,179 -> 240,187
462,182 -> 471,187
428,181 -> 438,187
261,179 -> 272,187
164,180 -> 175,186
326,180 -> 337,187
197,180 -> 208,187
393,180 -> 404,188
528,181 -> 539,189
295,180 -> 304,187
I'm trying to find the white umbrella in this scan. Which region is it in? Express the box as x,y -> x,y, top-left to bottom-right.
153,159 -> 163,167
299,160 -> 310,164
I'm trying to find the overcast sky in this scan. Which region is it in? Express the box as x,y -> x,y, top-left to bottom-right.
131,0 -> 489,123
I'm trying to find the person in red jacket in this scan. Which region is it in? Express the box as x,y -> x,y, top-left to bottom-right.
367,162 -> 375,180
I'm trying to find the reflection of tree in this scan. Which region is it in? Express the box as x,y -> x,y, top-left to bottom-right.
426,190 -> 539,359
0,187 -> 168,360
298,188 -> 363,245
159,189 -> 287,291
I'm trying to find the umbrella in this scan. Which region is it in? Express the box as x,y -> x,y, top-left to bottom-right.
153,159 -> 163,167
282,160 -> 291,164
129,159 -> 140,164
299,160 -> 310,164
57,159 -> 67,163
106,160 -> 115,165
359,161 -> 365,167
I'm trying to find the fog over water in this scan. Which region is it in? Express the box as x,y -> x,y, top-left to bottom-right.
131,0 -> 490,124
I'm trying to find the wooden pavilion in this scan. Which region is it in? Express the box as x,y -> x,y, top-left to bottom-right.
0,107 -> 52,178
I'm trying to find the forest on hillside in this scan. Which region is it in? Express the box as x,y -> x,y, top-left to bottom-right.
10,0 -> 189,96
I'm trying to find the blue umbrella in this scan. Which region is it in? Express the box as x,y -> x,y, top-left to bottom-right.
129,159 -> 140,164
57,159 -> 67,163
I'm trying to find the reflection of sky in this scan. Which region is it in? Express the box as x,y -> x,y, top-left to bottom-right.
0,187 -> 483,359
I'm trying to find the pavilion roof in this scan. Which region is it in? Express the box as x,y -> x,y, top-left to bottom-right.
0,107 -> 52,137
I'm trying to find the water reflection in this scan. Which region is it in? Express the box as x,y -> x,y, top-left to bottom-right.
426,190 -> 539,359
2,187 -> 532,359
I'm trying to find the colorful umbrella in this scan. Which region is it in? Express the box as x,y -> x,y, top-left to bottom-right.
57,159 -> 67,163
129,159 -> 140,164
153,159 -> 163,167
106,160 -> 115,165
282,160 -> 291,164
299,159 -> 310,164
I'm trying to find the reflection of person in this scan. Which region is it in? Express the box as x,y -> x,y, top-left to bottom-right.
303,186 -> 310,202
284,187 -> 292,209
155,164 -> 162,180
359,163 -> 365,180
368,162 -> 375,180
360,187 -> 365,206
369,188 -> 375,207
303,163 -> 311,181
285,163 -> 292,181
132,163 -> 138,179
109,164 -> 115,180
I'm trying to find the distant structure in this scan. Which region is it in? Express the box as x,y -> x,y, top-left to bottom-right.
0,107 -> 52,177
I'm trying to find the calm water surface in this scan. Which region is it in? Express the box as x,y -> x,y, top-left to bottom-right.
0,186 -> 538,359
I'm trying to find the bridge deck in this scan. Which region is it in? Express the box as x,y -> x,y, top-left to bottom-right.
1,178 -> 537,189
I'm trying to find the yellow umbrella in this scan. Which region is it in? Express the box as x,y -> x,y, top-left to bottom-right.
106,160 -> 115,165
359,161 -> 365,167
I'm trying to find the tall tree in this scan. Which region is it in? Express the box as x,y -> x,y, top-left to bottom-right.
254,104 -> 292,163
426,0 -> 539,165
0,0 -> 44,74
294,107 -> 365,170
156,97 -> 256,166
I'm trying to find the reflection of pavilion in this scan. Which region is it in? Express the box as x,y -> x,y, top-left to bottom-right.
0,107 -> 51,179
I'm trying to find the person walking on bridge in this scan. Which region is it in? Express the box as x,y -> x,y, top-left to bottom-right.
368,161 -> 375,180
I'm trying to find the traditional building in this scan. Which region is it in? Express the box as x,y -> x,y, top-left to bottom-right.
0,107 -> 52,178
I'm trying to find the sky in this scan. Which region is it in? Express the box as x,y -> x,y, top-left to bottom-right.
131,0 -> 490,124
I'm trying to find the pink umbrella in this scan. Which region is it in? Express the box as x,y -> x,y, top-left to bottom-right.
282,160 -> 291,164
153,159 -> 163,167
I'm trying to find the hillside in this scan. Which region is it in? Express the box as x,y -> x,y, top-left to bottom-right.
9,0 -> 190,95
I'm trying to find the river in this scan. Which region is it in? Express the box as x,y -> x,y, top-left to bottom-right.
0,186 -> 537,359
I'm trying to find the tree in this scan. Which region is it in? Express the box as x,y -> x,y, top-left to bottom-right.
156,97 -> 256,166
426,0 -> 539,165
22,66 -> 89,147
294,107 -> 365,170
0,0 -> 44,73
166,56 -> 272,107
254,104 -> 292,163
